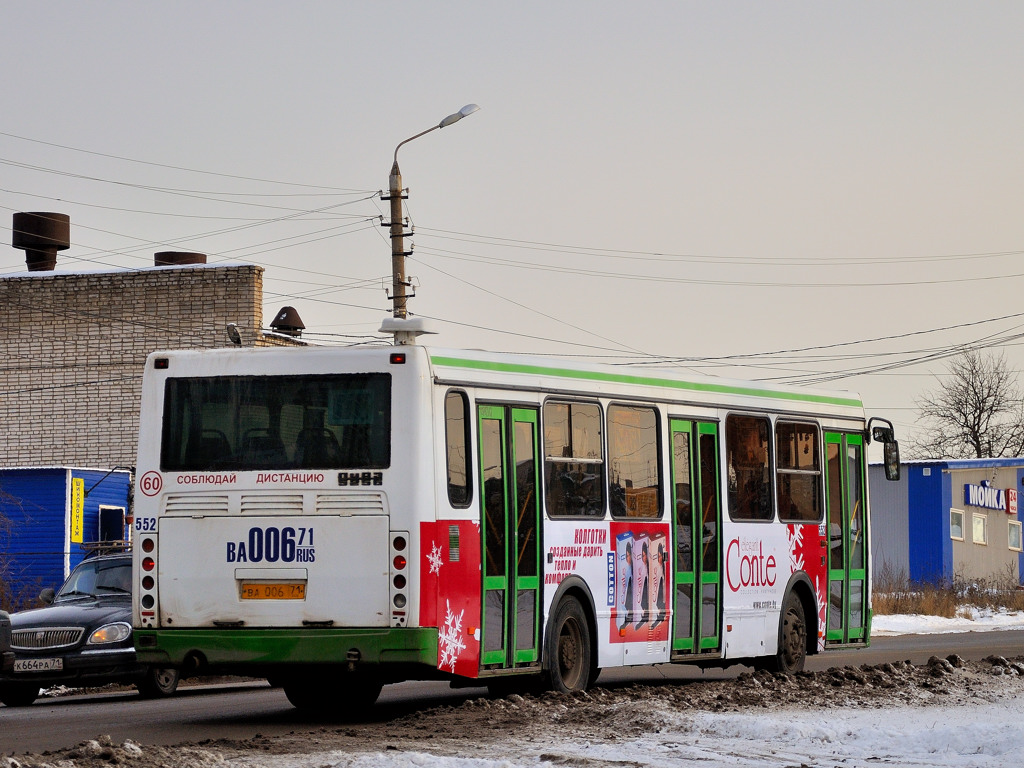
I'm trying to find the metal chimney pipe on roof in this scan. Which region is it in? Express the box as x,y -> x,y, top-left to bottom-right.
270,306 -> 305,337
12,212 -> 70,271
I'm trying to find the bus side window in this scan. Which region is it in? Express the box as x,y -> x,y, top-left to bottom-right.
608,405 -> 661,519
775,422 -> 822,523
445,391 -> 471,507
725,414 -> 773,521
543,401 -> 604,517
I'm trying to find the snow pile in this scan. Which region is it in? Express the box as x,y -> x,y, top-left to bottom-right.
873,607 -> 1024,636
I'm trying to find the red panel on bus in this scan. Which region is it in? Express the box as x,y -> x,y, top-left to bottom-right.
419,520 -> 482,676
789,522 -> 827,651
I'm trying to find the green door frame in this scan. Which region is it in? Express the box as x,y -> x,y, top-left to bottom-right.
670,419 -> 721,656
824,431 -> 869,643
479,405 -> 541,668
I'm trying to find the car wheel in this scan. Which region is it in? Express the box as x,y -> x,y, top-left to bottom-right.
0,682 -> 40,707
137,666 -> 180,698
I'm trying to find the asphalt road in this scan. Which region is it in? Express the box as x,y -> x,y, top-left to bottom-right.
3,630 -> 1023,756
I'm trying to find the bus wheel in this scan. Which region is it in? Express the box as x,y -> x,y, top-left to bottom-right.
545,596 -> 593,693
0,682 -> 39,707
762,591 -> 807,674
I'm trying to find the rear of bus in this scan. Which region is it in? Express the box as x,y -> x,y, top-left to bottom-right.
132,346 -> 435,709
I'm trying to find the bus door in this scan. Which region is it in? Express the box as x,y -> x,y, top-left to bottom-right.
824,432 -> 868,644
669,419 -> 722,658
478,405 -> 542,670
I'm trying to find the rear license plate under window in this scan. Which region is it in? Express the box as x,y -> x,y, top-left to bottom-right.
15,657 -> 63,672
240,582 -> 306,600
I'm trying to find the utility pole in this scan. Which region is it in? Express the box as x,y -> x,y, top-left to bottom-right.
380,104 -> 479,339
385,160 -> 411,320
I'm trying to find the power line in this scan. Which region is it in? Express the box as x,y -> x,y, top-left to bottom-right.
418,244 -> 1024,289
415,226 -> 1024,267
0,184 -> 371,221
614,311 -> 1024,366
0,129 -> 369,192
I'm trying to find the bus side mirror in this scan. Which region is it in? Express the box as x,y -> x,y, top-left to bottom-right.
883,440 -> 900,481
868,419 -> 900,482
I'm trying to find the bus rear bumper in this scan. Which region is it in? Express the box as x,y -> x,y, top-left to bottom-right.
135,627 -> 439,676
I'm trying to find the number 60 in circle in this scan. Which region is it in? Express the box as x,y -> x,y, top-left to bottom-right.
140,471 -> 163,497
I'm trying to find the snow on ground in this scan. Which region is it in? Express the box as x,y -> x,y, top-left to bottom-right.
873,606 -> 1024,636
11,611 -> 1024,768
303,697 -> 1024,768
265,611 -> 1024,768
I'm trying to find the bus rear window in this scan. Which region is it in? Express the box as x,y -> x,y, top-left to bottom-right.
160,373 -> 391,471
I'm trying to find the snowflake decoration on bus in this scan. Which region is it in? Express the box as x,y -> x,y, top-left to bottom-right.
438,599 -> 466,672
787,524 -> 805,573
427,541 -> 444,575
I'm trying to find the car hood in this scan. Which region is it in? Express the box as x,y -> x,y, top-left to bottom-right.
11,599 -> 131,630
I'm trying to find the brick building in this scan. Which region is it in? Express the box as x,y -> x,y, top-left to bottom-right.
1,240 -> 301,469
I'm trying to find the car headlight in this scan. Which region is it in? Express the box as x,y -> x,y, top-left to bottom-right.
88,622 -> 132,645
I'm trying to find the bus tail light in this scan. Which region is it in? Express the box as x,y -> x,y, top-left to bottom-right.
389,531 -> 410,628
138,536 -> 159,629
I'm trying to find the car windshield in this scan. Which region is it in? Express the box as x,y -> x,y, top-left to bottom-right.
57,560 -> 131,599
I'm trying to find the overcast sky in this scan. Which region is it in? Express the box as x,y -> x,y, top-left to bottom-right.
2,2 -> 1022,447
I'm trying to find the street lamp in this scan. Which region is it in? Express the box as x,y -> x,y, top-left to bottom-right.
382,104 -> 480,342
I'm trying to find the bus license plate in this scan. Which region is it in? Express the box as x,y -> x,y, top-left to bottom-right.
15,657 -> 63,672
240,582 -> 306,600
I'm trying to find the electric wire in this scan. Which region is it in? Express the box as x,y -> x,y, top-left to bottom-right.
417,244 -> 1024,289
415,226 -> 1024,267
0,129 -> 369,192
6,133 -> 1024,394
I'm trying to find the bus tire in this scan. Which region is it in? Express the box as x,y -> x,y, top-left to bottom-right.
0,682 -> 39,707
545,595 -> 593,693
137,666 -> 180,698
761,591 -> 807,674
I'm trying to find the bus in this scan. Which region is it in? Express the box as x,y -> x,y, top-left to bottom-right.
131,343 -> 899,712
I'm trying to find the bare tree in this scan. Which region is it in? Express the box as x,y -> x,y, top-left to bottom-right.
911,350 -> 1024,459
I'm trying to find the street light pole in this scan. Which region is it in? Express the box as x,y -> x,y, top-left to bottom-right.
387,159 -> 409,320
383,104 -> 480,328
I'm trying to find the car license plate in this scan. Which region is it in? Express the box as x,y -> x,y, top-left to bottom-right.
14,657 -> 63,673
240,582 -> 306,600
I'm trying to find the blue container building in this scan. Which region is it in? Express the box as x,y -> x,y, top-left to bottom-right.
869,458 -> 1024,586
0,467 -> 132,603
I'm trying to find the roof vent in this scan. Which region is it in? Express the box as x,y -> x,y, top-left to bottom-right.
270,306 -> 305,337
154,251 -> 207,266
13,212 -> 70,271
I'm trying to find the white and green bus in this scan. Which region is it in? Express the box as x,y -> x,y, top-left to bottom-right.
132,344 -> 898,712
